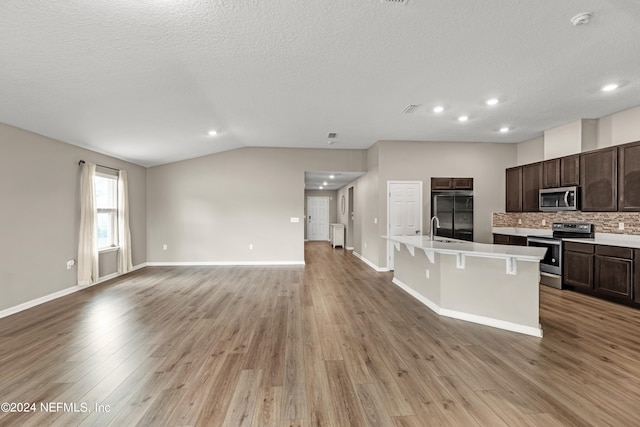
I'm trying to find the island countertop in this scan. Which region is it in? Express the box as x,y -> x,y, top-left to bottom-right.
384,235 -> 547,261
384,235 -> 546,337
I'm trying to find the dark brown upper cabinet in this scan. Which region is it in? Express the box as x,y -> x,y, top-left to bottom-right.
618,140 -> 640,211
580,147 -> 617,211
452,178 -> 473,189
431,177 -> 473,190
522,162 -> 542,212
505,167 -> 523,212
560,154 -> 580,186
542,159 -> 560,189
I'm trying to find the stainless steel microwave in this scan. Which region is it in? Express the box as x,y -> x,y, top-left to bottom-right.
539,186 -> 579,211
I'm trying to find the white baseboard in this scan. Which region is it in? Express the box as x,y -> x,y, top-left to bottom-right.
391,278 -> 543,338
145,261 -> 305,267
0,263 -> 147,320
352,252 -> 389,272
392,277 -> 440,313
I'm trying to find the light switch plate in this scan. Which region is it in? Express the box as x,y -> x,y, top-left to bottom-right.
290,217 -> 300,223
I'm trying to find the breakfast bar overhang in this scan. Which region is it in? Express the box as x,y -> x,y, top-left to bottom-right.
384,236 -> 547,337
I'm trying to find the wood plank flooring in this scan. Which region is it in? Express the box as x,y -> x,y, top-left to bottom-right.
1,241 -> 640,426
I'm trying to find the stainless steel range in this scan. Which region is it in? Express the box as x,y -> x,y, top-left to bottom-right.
527,222 -> 594,289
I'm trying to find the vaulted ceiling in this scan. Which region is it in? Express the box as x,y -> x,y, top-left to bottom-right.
1,1 -> 639,167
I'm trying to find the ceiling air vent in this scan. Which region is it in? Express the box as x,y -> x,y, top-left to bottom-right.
381,0 -> 409,5
327,132 -> 337,138
401,104 -> 422,114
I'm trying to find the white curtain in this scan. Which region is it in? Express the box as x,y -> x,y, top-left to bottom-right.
117,170 -> 133,273
78,162 -> 98,286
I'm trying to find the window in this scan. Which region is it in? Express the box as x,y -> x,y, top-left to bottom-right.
94,173 -> 118,249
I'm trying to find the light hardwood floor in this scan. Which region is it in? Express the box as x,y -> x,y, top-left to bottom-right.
1,242 -> 640,426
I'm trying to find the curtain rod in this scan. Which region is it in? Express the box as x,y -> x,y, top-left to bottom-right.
78,160 -> 120,172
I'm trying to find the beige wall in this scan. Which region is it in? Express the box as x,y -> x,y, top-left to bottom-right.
543,119 -> 597,159
146,147 -> 366,263
352,140 -> 517,269
0,123 -> 147,312
516,136 -> 544,166
520,106 -> 640,165
352,143 -> 380,262
597,105 -> 640,148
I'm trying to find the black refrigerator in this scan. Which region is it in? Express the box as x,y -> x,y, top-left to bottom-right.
431,191 -> 473,241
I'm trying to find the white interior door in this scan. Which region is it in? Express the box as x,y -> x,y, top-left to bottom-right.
307,196 -> 330,241
387,181 -> 422,269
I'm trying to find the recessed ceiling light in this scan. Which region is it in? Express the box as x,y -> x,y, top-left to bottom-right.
433,105 -> 444,113
323,181 -> 328,186
329,175 -> 335,179
319,186 -> 323,190
458,115 -> 469,122
500,127 -> 510,133
207,130 -> 218,136
602,83 -> 619,92
486,98 -> 499,106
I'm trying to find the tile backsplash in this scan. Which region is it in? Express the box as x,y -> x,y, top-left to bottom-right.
493,212 -> 640,235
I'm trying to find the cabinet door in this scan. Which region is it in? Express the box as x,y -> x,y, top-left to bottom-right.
635,249 -> 640,304
505,167 -> 522,212
431,177 -> 453,190
493,234 -> 510,245
563,250 -> 594,290
509,235 -> 528,246
594,255 -> 632,300
560,154 -> 580,187
542,159 -> 560,189
522,162 -> 542,212
618,140 -> 640,211
453,178 -> 473,190
580,147 -> 617,211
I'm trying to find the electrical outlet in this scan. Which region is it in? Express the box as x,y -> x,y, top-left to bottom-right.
542,219 -> 546,226
518,218 -> 522,225
249,244 -> 254,250
374,218 -> 378,224
163,244 -> 168,250
619,222 -> 624,230
426,269 -> 430,279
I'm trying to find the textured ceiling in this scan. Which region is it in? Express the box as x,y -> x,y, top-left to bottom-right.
1,1 -> 639,167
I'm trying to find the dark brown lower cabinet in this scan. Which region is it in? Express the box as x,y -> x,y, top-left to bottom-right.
635,249 -> 640,304
564,243 -> 637,305
493,234 -> 527,246
563,242 -> 594,290
594,246 -> 633,300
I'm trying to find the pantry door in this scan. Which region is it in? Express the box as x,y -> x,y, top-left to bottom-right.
387,181 -> 422,270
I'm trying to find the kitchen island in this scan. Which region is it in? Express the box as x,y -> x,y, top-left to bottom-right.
385,235 -> 547,337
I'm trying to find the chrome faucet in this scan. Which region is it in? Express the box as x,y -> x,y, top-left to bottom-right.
429,216 -> 440,241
